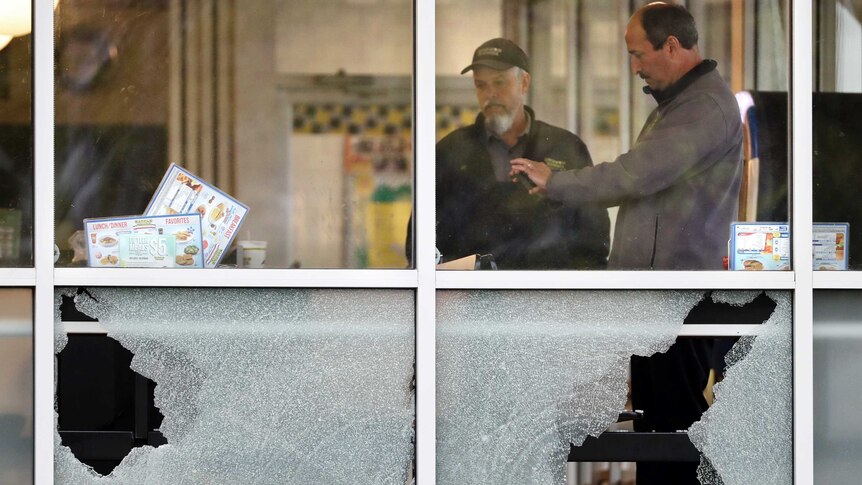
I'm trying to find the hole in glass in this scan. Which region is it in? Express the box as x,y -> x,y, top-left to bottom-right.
57,292 -> 168,476
568,292 -> 778,484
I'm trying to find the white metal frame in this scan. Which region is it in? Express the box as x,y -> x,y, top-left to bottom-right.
0,268 -> 36,286
3,0 -> 858,483
791,0 -> 815,483
33,0 -> 56,483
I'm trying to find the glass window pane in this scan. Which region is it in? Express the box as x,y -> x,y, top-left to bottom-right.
813,0 -> 861,270
0,3 -> 34,267
437,290 -> 791,483
435,0 -> 790,271
814,290 -> 862,482
54,0 -> 414,269
55,287 -> 414,481
0,288 -> 33,484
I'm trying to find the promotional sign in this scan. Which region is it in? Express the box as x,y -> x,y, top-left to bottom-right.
84,214 -> 204,268
813,223 -> 849,270
119,234 -> 177,268
729,222 -> 791,271
144,164 -> 249,268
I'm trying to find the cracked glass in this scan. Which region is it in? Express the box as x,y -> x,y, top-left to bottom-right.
689,291 -> 792,484
437,290 -> 792,484
54,287 -> 415,483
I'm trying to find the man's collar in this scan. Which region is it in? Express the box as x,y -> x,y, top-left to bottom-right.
643,59 -> 717,104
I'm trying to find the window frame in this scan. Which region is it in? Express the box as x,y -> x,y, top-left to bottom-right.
11,0 -> 851,483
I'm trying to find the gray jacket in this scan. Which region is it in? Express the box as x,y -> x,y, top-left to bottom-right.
546,61 -> 743,269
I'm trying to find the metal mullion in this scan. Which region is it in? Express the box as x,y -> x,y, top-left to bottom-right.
677,324 -> 766,337
53,268 -> 419,288
414,0 -> 436,483
791,0 -> 814,484
0,268 -> 36,286
33,0 -> 56,483
435,270 -> 797,290
813,272 -> 862,289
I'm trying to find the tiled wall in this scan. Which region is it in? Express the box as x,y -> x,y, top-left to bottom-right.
293,103 -> 412,135
292,103 -> 480,140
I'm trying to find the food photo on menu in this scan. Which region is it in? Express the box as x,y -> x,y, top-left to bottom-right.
144,164 -> 249,268
813,222 -> 849,270
729,222 -> 791,271
84,214 -> 205,268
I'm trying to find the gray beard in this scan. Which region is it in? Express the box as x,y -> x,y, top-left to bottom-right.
485,112 -> 515,137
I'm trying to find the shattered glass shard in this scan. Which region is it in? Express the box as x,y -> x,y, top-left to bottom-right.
437,290 -> 792,485
689,291 -> 792,485
436,290 -> 704,484
55,288 -> 415,484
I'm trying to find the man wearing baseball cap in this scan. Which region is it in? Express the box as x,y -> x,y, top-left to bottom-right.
431,38 -> 609,269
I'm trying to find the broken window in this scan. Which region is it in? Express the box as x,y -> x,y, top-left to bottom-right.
688,291 -> 792,484
55,287 -> 415,483
437,290 -> 791,484
56,290 -> 167,477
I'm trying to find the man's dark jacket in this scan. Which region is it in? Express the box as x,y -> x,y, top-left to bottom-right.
435,107 -> 609,269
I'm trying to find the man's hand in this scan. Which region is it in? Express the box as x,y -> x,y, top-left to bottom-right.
510,158 -> 551,196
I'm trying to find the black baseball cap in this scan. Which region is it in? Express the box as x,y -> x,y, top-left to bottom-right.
460,38 -> 530,75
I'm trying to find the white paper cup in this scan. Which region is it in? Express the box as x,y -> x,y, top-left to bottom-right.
237,240 -> 267,268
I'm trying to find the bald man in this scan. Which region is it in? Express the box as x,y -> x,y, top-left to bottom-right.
512,4 -> 743,484
511,3 -> 742,270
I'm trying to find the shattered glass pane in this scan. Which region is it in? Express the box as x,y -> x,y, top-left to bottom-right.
688,291 -> 792,485
0,289 -> 33,485
436,290 -> 705,484
54,287 -> 414,484
437,290 -> 793,485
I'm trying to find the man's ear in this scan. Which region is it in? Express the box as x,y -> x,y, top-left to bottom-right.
664,35 -> 681,55
521,71 -> 532,93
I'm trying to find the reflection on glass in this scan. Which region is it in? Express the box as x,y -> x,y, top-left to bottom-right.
437,290 -> 791,484
435,1 -> 789,270
0,289 -> 33,484
814,0 -> 862,270
0,1 -> 34,267
54,0 -> 413,269
688,290 -> 792,484
814,290 -> 862,482
55,287 -> 414,482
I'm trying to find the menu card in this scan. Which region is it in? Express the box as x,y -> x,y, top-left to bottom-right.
144,164 -> 249,268
84,214 -> 204,268
813,223 -> 849,270
729,222 -> 791,270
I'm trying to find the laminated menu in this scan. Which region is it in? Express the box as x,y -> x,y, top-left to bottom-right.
813,223 -> 849,270
84,214 -> 204,268
144,164 -> 249,268
729,222 -> 791,271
